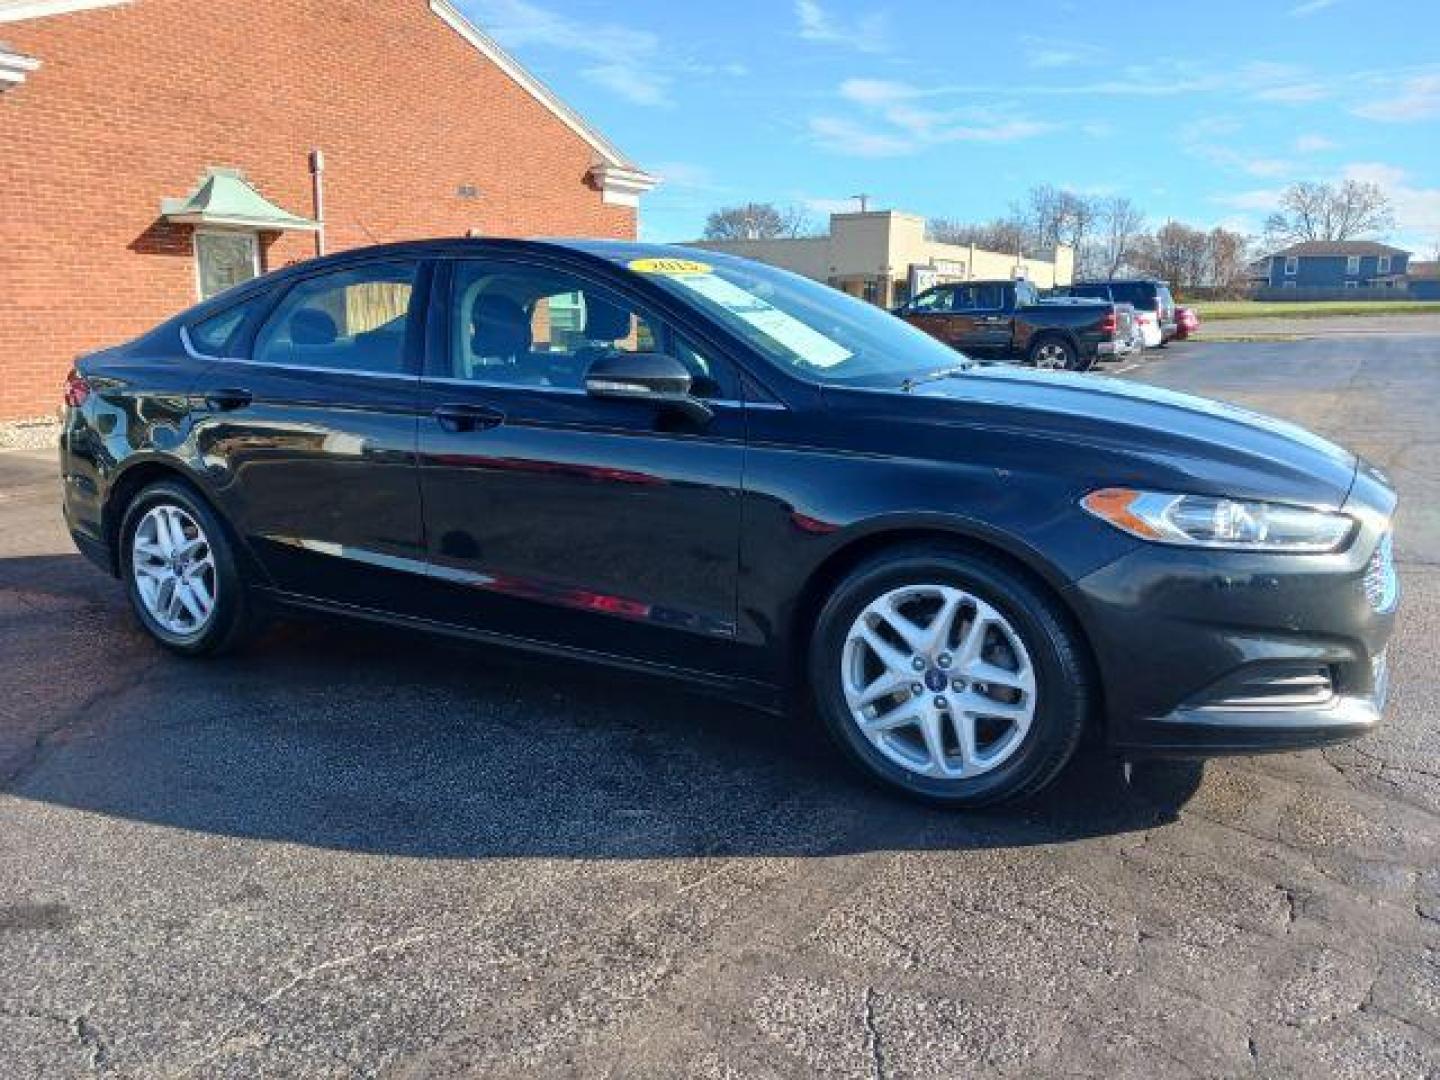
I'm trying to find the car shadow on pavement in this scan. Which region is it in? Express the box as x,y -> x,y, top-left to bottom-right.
2,553 -> 1205,861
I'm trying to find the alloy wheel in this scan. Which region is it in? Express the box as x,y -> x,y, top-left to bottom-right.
131,504 -> 218,637
841,584 -> 1037,780
1033,342 -> 1070,370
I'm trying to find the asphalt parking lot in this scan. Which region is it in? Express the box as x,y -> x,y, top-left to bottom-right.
3,335 -> 1438,1078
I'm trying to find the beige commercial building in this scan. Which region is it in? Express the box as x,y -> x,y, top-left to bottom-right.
692,210 -> 1074,308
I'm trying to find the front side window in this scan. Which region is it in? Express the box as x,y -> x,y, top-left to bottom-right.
447,261 -> 729,398
252,262 -> 419,374
909,287 -> 955,313
195,230 -> 259,300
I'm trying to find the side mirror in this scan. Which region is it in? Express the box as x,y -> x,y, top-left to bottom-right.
584,352 -> 713,424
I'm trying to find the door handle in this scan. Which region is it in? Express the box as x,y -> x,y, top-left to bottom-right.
204,388 -> 252,411
433,402 -> 505,433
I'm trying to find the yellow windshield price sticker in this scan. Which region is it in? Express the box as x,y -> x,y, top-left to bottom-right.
629,257 -> 712,276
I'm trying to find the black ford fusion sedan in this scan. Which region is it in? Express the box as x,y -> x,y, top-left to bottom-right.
59,239 -> 1399,806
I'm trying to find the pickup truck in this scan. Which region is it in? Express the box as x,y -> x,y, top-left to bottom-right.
894,278 -> 1119,371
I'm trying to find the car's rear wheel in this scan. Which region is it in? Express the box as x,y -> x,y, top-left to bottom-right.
120,480 -> 252,656
1029,336 -> 1086,372
809,546 -> 1090,806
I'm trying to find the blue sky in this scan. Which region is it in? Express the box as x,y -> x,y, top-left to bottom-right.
456,0 -> 1440,253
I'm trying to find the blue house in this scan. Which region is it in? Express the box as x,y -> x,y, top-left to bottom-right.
1263,241 -> 1410,291
1408,261 -> 1440,300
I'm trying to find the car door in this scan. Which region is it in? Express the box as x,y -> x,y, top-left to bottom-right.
187,258 -> 429,613
414,255 -> 746,672
966,283 -> 1014,353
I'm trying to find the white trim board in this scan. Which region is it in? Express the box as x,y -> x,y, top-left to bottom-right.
0,0 -> 130,23
0,47 -> 40,84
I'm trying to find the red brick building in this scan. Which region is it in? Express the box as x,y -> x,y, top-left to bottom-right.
0,0 -> 656,419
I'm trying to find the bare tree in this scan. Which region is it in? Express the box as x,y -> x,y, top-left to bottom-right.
1263,180 -> 1393,246
1132,221 -> 1209,290
702,202 -> 816,241
1206,227 -> 1253,292
927,215 -> 1027,253
1014,185 -> 1097,254
1095,196 -> 1145,279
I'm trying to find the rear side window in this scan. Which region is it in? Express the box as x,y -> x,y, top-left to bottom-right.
253,262 -> 420,374
1109,283 -> 1159,309
189,293 -> 268,356
973,283 -> 1006,309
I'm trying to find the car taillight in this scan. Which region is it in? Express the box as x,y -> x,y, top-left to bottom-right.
1100,311 -> 1117,334
63,370 -> 90,408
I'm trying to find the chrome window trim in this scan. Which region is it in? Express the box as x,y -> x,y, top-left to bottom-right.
418,375 -> 772,409
182,327 -> 417,382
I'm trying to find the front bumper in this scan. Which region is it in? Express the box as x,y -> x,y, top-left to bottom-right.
1069,468 -> 1398,756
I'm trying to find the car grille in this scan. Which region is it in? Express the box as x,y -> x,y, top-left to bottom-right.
1364,532 -> 1399,614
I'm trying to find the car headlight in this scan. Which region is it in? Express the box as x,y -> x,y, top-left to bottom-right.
1081,488 -> 1354,552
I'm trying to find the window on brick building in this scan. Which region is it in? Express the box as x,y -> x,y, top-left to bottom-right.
195,231 -> 260,300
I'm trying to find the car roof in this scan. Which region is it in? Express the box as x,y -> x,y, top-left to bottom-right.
1074,278 -> 1168,286
245,237 -> 714,280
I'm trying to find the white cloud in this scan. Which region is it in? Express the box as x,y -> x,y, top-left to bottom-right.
646,161 -> 722,192
800,195 -> 868,217
795,1 -> 890,53
1178,117 -> 1288,177
459,0 -> 742,108
1213,188 -> 1288,212
1253,82 -> 1330,104
1019,35 -> 1104,70
463,0 -> 655,59
812,79 -> 1053,156
1290,0 -> 1341,14
1341,162 -> 1440,249
807,116 -> 914,158
1353,73 -> 1440,122
1294,134 -> 1338,152
1212,163 -> 1440,252
581,64 -> 670,107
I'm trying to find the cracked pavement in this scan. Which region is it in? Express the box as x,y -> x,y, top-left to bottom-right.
1,334 -> 1438,1077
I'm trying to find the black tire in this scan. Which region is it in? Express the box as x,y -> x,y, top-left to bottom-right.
119,479 -> 253,656
1028,335 -> 1088,372
808,545 -> 1091,807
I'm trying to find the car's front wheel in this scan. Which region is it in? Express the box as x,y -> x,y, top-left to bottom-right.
809,546 -> 1091,806
119,479 -> 253,656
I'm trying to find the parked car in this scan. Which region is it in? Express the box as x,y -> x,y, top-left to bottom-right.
60,240 -> 1399,807
895,278 -> 1118,371
1176,306 -> 1201,340
1063,280 -> 1178,347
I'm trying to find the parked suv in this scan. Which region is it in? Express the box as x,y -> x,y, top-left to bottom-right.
1064,280 -> 1177,347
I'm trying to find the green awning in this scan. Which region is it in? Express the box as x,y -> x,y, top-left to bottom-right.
161,168 -> 318,232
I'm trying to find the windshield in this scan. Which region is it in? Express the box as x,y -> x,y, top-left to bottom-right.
625,253 -> 972,387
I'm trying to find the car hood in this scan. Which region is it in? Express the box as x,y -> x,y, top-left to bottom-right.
845,365 -> 1360,507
